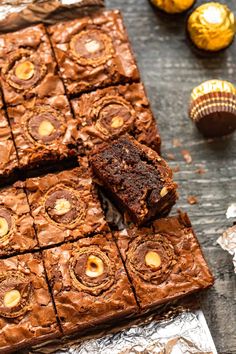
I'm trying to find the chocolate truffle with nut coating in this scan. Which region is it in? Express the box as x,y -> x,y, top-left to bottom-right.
151,0 -> 195,14
187,3 -> 235,53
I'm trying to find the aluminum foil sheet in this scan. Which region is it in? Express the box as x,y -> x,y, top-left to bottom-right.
28,310 -> 217,354
218,225 -> 236,273
0,0 -> 104,32
226,203 -> 236,219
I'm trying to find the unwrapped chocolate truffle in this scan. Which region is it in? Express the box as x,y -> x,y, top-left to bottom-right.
189,80 -> 236,137
187,2 -> 235,52
151,0 -> 195,14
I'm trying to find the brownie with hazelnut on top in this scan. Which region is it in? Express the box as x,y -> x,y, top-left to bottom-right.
43,233 -> 138,335
90,134 -> 177,225
114,212 -> 214,311
71,82 -> 161,154
48,9 -> 140,96
25,165 -> 108,248
0,252 -> 61,354
0,93 -> 18,183
0,24 -> 64,106
0,183 -> 38,258
7,95 -> 78,172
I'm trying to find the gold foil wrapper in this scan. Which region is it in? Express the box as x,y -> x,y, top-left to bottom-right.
151,0 -> 195,14
191,80 -> 236,101
187,2 -> 235,51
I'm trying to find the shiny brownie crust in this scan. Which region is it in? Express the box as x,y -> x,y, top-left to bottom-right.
0,253 -> 60,354
114,212 -> 214,310
0,24 -> 64,106
48,10 -> 140,96
71,83 -> 161,153
90,135 -> 177,225
43,233 -> 138,335
0,183 -> 38,257
7,95 -> 78,170
0,109 -> 18,180
25,166 -> 108,248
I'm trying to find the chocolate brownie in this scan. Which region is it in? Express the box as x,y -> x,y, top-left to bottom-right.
71,83 -> 161,153
114,212 -> 214,311
0,183 -> 38,257
0,253 -> 60,353
43,233 -> 138,335
90,135 -> 177,225
25,166 -> 108,248
48,10 -> 140,96
0,24 -> 64,106
0,108 -> 18,182
7,95 -> 78,171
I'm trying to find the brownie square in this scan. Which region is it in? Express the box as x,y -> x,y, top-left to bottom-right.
48,10 -> 140,96
0,109 -> 18,181
25,166 -> 108,248
0,253 -> 60,353
71,83 -> 161,153
43,233 -> 138,335
0,24 -> 64,106
114,212 -> 214,311
0,183 -> 38,257
90,135 -> 177,225
7,95 -> 78,171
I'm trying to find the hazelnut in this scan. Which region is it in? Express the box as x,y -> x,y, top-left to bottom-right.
54,198 -> 71,216
111,116 -> 124,129
38,120 -> 55,137
0,217 -> 9,237
160,187 -> 168,198
15,61 -> 35,81
145,251 -> 162,268
85,39 -> 101,53
86,255 -> 104,278
4,289 -> 21,308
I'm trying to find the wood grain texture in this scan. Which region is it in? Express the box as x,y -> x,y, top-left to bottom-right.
106,0 -> 236,352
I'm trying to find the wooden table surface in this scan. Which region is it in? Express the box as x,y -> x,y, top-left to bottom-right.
106,0 -> 236,353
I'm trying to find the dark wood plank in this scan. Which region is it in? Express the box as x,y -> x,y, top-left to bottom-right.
106,0 -> 236,352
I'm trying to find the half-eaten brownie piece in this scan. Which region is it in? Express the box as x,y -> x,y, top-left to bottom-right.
114,212 -> 214,311
90,135 -> 177,225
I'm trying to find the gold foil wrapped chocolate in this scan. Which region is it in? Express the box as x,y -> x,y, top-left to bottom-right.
189,80 -> 236,137
187,2 -> 236,52
151,0 -> 195,14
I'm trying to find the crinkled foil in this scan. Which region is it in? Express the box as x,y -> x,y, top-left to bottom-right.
0,0 -> 104,32
226,203 -> 236,219
218,225 -> 236,273
28,310 -> 217,354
